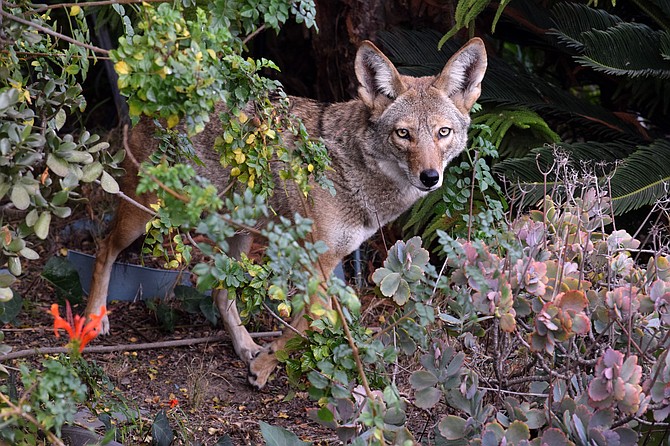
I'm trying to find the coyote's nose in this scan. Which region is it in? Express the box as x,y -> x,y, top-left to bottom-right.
419,169 -> 440,188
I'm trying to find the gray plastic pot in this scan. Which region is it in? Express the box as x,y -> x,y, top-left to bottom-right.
61,425 -> 124,446
67,250 -> 190,302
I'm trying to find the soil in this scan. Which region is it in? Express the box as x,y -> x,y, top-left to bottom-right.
2,185 -> 418,446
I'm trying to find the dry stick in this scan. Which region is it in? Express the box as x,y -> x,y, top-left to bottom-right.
262,302 -> 308,340
1,332 -> 281,361
0,9 -> 109,55
466,150 -> 479,242
332,295 -> 373,400
31,0 -> 168,13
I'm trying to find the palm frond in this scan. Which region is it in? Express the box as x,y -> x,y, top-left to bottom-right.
660,31 -> 670,60
549,2 -> 622,51
496,139 -> 670,215
610,139 -> 670,214
576,23 -> 670,79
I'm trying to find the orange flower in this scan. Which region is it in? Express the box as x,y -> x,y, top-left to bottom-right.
49,301 -> 107,353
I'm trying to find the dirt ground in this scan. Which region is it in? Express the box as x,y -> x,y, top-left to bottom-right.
3,187 -> 419,445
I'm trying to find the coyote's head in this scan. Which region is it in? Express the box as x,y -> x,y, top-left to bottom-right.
355,38 -> 487,192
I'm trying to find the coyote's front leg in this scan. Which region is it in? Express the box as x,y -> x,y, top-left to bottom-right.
247,253 -> 337,389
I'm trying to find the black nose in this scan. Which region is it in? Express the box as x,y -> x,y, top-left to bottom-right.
419,169 -> 440,188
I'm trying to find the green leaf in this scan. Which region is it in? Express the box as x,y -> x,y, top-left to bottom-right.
415,387 -> 442,410
41,256 -> 83,303
100,170 -> 120,193
10,184 -> 30,210
392,279 -> 411,306
47,153 -> 71,177
54,109 -> 67,130
505,420 -> 530,442
8,257 -> 21,276
410,370 -> 438,390
0,292 -> 22,323
151,410 -> 174,446
0,273 -> 16,288
438,415 -> 467,440
19,247 -> 39,260
0,287 -> 13,303
259,421 -> 311,446
379,272 -> 401,297
82,161 -> 103,182
34,211 -> 51,240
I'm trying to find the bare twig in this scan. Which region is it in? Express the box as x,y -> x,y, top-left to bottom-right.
332,295 -> 373,400
262,302 -> 308,340
0,9 -> 109,55
1,331 -> 281,361
31,0 -> 168,13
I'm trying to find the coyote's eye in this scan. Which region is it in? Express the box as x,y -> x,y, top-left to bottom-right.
395,128 -> 410,139
438,127 -> 452,138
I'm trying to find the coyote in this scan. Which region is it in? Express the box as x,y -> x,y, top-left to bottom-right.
85,38 -> 487,389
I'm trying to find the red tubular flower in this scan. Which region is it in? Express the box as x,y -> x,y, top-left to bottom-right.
49,301 -> 107,353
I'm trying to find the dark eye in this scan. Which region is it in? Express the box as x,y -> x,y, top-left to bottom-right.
395,128 -> 410,139
438,127 -> 452,138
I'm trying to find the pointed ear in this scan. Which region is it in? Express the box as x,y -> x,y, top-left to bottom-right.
355,41 -> 407,108
432,38 -> 487,114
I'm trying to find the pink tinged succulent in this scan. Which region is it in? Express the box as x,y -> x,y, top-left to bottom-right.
529,291 -> 590,354
607,230 -> 640,251
610,252 -> 635,278
605,286 -> 641,320
588,348 -> 643,414
648,280 -> 670,325
513,258 -> 548,297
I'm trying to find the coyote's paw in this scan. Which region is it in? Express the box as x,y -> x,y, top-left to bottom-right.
247,346 -> 279,390
85,309 -> 110,335
234,339 -> 263,364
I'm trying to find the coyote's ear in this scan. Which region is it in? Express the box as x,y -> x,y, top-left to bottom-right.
433,38 -> 487,114
355,41 -> 407,108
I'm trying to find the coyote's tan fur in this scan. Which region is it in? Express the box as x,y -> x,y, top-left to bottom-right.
85,38 -> 487,388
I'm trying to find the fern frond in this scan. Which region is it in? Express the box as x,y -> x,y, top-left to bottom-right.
471,107 -> 560,149
439,0 -> 493,49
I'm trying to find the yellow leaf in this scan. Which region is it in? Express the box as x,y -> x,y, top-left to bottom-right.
195,51 -> 203,62
69,5 -> 81,16
238,112 -> 249,124
207,49 -> 217,59
114,60 -> 131,75
245,133 -> 256,144
307,163 -> 314,173
277,302 -> 291,319
265,129 -> 276,139
230,167 -> 241,177
167,114 -> 179,129
234,151 -> 246,164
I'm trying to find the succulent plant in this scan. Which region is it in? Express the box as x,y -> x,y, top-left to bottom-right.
372,236 -> 430,305
529,290 -> 591,354
604,286 -> 641,320
588,348 -> 643,414
644,350 -> 670,422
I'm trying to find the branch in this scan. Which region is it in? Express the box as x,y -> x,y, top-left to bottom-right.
31,0 -> 168,14
0,9 -> 109,55
332,295 -> 373,400
0,331 -> 280,361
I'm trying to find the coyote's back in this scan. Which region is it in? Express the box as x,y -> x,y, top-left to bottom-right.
85,38 -> 487,389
